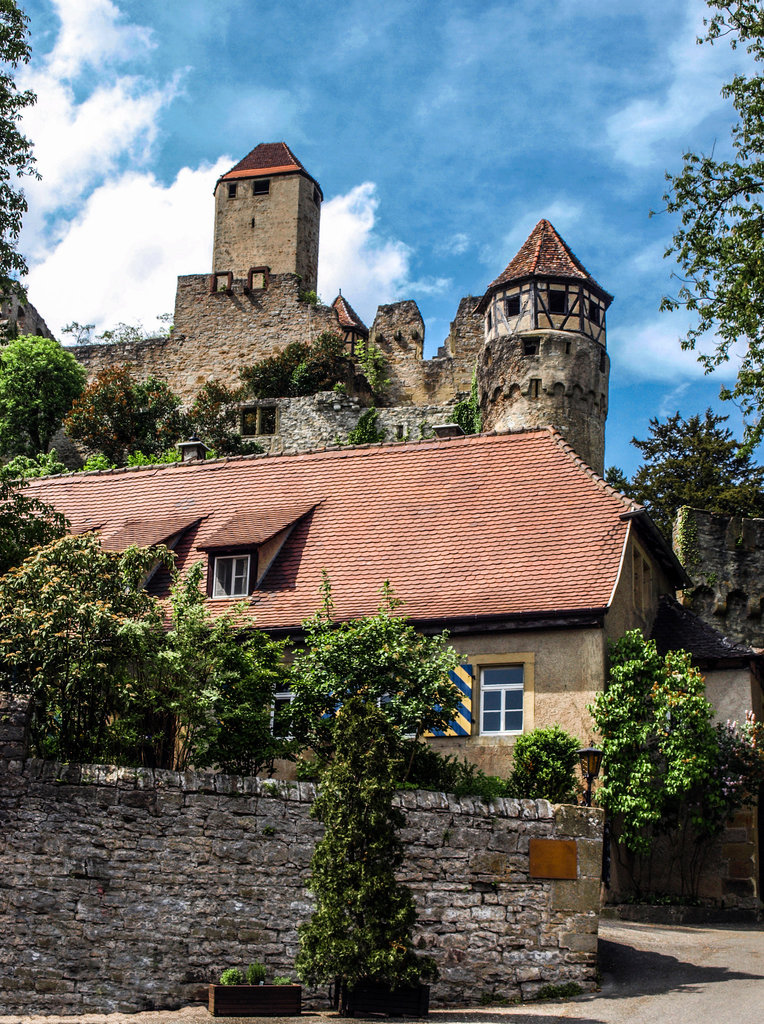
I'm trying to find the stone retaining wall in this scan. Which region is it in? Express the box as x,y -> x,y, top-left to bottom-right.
0,695 -> 603,1015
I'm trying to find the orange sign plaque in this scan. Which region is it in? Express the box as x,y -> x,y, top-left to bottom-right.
528,838 -> 578,879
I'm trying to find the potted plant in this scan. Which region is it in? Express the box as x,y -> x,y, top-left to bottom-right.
208,962 -> 301,1017
295,699 -> 436,1017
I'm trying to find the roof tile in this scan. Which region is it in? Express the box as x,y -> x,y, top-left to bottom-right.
28,430 -> 633,630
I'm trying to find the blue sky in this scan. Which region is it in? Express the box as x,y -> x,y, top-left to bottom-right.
16,0 -> 757,475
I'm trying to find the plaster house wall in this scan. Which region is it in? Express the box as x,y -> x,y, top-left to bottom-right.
431,627 -> 607,778
0,694 -> 603,1016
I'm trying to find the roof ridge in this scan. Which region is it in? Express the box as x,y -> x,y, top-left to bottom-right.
28,428 -> 567,486
542,427 -> 640,513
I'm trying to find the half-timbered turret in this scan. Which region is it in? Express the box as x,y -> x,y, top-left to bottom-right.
475,220 -> 612,474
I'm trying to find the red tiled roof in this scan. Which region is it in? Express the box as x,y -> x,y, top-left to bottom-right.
101,514 -> 202,552
219,142 -> 322,196
486,220 -> 612,300
332,293 -> 368,334
27,431 -> 637,631
198,503 -> 318,549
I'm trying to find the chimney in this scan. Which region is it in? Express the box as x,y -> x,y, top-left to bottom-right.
176,435 -> 210,462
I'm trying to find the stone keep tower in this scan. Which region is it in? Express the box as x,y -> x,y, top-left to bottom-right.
476,220 -> 612,474
212,142 -> 322,292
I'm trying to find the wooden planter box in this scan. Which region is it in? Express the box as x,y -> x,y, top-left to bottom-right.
343,982 -> 430,1017
208,983 -> 302,1017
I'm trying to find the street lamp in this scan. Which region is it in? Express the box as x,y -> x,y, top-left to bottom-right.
578,746 -> 603,807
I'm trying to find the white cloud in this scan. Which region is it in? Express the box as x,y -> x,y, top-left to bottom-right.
608,314 -> 741,383
26,159 -> 230,337
19,0 -> 178,254
606,0 -> 749,167
435,232 -> 470,257
42,0 -> 155,79
318,183 -> 413,324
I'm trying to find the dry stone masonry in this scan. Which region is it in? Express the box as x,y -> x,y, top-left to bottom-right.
0,694 -> 603,1015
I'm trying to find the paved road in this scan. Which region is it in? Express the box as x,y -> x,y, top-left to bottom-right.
2,921 -> 763,1024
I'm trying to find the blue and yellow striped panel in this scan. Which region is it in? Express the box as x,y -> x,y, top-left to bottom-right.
427,663 -> 473,737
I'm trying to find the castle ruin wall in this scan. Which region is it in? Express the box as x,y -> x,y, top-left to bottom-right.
0,693 -> 602,1015
674,508 -> 764,649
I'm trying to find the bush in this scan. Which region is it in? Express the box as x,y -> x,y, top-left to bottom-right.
401,741 -> 510,800
219,968 -> 243,986
240,332 -> 349,399
246,962 -> 266,985
507,725 -> 580,803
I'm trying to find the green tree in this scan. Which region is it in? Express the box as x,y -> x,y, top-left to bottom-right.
590,629 -> 764,896
240,332 -> 351,399
659,2 -> 764,447
296,698 -> 437,1012
507,725 -> 580,803
288,578 -> 460,766
605,409 -> 764,537
0,1 -> 37,300
141,563 -> 290,774
0,464 -> 67,575
0,336 -> 86,455
452,365 -> 482,435
0,533 -> 166,762
64,365 -> 187,465
188,379 -> 264,456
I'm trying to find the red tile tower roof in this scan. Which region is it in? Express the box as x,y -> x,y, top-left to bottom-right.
26,430 -> 655,632
478,220 -> 613,310
332,293 -> 368,335
218,142 -> 322,196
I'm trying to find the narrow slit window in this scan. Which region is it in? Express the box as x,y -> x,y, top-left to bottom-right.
529,378 -> 541,398
599,351 -> 606,374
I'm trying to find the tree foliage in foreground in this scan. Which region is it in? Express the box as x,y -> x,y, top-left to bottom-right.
0,535 -> 291,772
0,0 -> 37,299
605,409 -> 764,537
590,630 -> 764,896
296,698 -> 437,1010
288,578 -> 460,766
0,335 -> 86,456
659,2 -> 764,447
240,331 -> 351,399
0,464 -> 66,575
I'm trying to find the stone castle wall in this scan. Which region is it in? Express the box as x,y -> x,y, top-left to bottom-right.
674,508 -> 764,649
477,330 -> 608,474
248,392 -> 456,454
0,693 -> 602,1015
212,173 -> 320,291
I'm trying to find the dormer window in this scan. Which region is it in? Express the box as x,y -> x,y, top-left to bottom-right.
253,179 -> 270,196
213,554 -> 251,599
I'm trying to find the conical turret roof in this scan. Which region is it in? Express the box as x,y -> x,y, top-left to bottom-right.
332,292 -> 368,335
479,220 -> 612,309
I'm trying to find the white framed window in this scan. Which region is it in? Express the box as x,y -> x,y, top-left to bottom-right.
213,554 -> 250,599
480,665 -> 524,735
